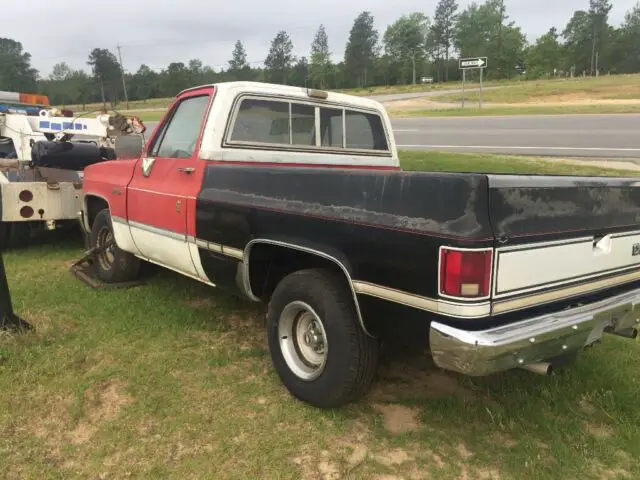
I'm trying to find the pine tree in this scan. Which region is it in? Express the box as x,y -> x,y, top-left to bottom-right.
309,25 -> 331,88
265,31 -> 295,84
344,11 -> 379,88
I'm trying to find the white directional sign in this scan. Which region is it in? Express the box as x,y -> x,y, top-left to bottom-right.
459,57 -> 488,70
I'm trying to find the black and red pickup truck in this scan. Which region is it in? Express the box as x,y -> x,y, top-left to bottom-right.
79,81 -> 640,408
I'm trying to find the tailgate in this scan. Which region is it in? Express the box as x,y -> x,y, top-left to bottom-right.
488,175 -> 640,299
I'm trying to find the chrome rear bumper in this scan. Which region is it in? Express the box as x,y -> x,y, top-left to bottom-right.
429,287 -> 640,376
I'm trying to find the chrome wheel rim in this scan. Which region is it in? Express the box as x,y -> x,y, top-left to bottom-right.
278,301 -> 328,381
96,226 -> 115,271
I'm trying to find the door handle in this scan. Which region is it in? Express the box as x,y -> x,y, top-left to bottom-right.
177,167 -> 195,174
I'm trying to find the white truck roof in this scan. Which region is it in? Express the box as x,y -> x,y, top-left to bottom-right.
187,82 -> 399,169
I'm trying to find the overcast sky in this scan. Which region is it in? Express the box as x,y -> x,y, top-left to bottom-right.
4,0 -> 637,76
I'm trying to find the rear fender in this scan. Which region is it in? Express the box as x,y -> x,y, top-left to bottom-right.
241,237 -> 373,337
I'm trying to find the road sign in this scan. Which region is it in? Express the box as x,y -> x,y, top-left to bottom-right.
459,57 -> 488,70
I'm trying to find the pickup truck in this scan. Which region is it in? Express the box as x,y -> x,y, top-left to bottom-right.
79,81 -> 640,408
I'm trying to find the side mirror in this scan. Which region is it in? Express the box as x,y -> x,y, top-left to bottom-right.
114,134 -> 145,160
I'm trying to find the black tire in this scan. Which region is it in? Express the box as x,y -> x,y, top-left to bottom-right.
267,268 -> 379,409
90,209 -> 140,283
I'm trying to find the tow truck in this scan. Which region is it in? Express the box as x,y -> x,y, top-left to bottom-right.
0,90 -> 145,248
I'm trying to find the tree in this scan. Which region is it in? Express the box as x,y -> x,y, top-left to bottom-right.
563,10 -> 592,75
0,38 -> 38,92
160,62 -> 190,97
431,0 -> 459,81
265,31 -> 295,84
455,0 -> 526,79
588,0 -> 613,75
228,40 -> 253,81
525,28 -> 563,77
309,25 -> 331,88
344,11 -> 379,88
291,57 -> 309,87
129,64 -> 159,102
614,2 -> 640,73
87,48 -> 121,107
383,13 -> 429,85
50,62 -> 72,82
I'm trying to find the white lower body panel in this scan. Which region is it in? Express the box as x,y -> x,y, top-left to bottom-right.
495,232 -> 640,297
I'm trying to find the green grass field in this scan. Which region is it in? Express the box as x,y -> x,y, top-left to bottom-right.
431,74 -> 640,104
390,103 -> 640,118
2,152 -> 640,479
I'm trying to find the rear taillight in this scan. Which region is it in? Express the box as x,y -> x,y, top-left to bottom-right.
440,248 -> 493,298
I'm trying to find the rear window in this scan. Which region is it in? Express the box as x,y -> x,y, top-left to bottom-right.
228,96 -> 388,153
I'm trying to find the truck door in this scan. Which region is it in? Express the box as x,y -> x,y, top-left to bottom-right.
126,87 -> 213,280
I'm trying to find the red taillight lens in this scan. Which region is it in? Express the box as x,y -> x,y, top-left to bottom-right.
440,249 -> 493,298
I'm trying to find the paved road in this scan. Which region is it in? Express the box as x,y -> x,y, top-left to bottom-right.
392,114 -> 640,159
143,114 -> 640,160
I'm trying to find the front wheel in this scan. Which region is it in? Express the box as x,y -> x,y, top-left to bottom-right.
267,268 -> 379,408
89,209 -> 140,283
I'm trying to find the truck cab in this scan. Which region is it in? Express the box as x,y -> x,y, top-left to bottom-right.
81,82 -> 640,409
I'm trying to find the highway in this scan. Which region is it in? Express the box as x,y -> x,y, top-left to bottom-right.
142,113 -> 640,160
391,114 -> 640,159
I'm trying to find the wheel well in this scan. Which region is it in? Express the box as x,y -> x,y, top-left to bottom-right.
247,243 -> 352,302
86,196 -> 109,230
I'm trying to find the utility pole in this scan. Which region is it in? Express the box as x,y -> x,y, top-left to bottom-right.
116,44 -> 130,109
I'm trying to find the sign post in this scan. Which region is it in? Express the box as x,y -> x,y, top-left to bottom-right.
459,57 -> 488,109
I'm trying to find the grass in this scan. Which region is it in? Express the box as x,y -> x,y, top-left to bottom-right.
400,151 -> 640,176
390,103 -> 640,118
2,152 -> 640,479
431,74 -> 640,104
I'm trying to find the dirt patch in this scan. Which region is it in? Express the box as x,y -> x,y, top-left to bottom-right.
318,460 -> 341,480
373,403 -> 420,434
491,432 -> 518,449
589,461 -> 632,479
186,297 -> 214,309
346,444 -> 368,467
292,453 -> 340,480
476,468 -> 502,479
583,421 -> 614,439
456,443 -> 474,460
373,448 -> 413,467
578,397 -> 597,414
370,358 -> 470,402
69,379 -> 135,445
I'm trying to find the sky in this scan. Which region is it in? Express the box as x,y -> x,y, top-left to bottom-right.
4,0 -> 638,77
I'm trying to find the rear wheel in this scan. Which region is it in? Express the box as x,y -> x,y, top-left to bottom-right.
90,209 -> 140,283
267,268 -> 379,408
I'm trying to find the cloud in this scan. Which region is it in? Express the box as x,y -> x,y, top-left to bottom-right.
3,0 -> 636,76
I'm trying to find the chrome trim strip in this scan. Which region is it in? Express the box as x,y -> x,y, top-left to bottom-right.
352,281 -> 491,319
128,220 -> 186,241
243,239 -> 372,336
111,215 -> 128,225
222,245 -> 244,260
430,286 -> 640,376
493,268 -> 640,315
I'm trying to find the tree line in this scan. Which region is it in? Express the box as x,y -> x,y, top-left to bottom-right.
1,0 -> 639,107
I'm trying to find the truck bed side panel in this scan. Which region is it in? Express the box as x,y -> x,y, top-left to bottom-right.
195,165 -> 494,301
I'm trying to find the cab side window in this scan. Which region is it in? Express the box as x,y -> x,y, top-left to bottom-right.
151,95 -> 210,159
